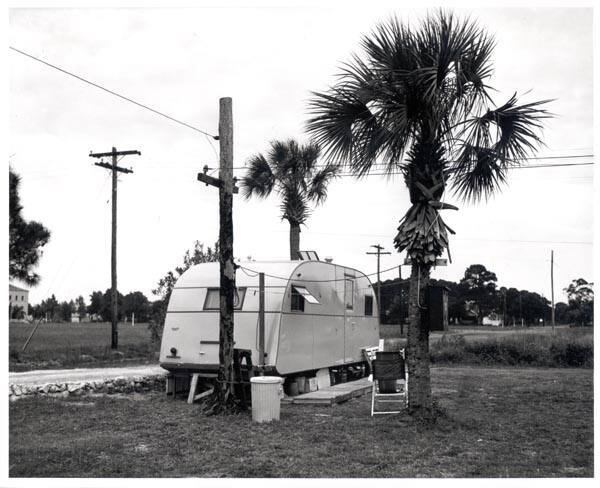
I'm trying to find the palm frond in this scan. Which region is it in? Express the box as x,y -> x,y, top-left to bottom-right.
240,154 -> 275,200
450,93 -> 553,202
307,165 -> 340,204
451,146 -> 508,202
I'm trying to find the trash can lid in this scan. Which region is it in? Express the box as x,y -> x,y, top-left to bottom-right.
250,376 -> 284,384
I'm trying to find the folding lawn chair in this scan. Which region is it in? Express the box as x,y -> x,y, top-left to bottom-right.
370,350 -> 408,416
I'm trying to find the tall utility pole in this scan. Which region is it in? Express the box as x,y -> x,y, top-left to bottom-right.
519,291 -> 523,327
399,265 -> 405,336
366,244 -> 391,318
503,289 -> 507,328
196,98 -> 240,409
90,147 -> 140,349
551,249 -> 555,333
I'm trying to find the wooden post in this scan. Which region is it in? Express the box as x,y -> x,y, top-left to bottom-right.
519,292 -> 523,327
399,265 -> 404,336
90,147 -> 139,350
194,99 -> 242,412
110,147 -> 118,349
366,244 -> 391,319
258,272 -> 265,374
551,249 -> 555,333
217,97 -> 236,407
503,290 -> 507,328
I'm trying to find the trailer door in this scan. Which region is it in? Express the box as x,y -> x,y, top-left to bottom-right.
343,271 -> 358,364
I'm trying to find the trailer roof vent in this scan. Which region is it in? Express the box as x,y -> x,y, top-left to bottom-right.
297,250 -> 319,261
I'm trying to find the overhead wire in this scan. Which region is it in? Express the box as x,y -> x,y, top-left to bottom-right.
239,263 -> 407,283
226,156 -> 594,172
9,46 -> 219,149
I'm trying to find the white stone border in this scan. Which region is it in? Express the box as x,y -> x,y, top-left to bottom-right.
9,375 -> 166,401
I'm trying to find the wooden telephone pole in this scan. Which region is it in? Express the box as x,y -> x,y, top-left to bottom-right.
196,98 -> 241,410
90,147 -> 140,349
367,244 -> 391,318
551,249 -> 555,333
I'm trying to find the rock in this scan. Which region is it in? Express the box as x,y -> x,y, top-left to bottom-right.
57,383 -> 67,392
9,395 -> 18,402
41,384 -> 52,394
48,384 -> 59,393
110,350 -> 125,359
114,377 -> 127,387
67,382 -> 84,393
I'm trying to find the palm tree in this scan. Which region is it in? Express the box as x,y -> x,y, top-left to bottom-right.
241,139 -> 339,260
306,11 -> 551,418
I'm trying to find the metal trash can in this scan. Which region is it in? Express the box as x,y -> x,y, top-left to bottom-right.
250,376 -> 284,423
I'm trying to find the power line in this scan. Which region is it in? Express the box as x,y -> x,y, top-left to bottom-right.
9,46 -> 218,142
334,162 -> 593,177
228,159 -> 593,173
262,228 -> 592,246
240,263 -> 406,283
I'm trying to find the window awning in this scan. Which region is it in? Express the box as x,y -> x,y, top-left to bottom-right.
292,285 -> 320,304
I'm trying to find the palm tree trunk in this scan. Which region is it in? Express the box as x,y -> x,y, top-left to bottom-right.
289,222 -> 301,260
406,262 -> 432,419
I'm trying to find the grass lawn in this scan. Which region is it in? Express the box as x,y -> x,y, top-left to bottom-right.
9,322 -> 157,371
9,366 -> 593,478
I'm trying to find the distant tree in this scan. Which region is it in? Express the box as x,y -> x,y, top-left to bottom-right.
459,265 -> 498,323
75,296 -> 87,320
9,168 -> 51,286
40,294 -> 59,321
152,241 -> 220,341
11,305 -> 24,320
241,139 -> 339,259
564,278 -> 594,326
520,291 -> 550,325
554,301 -> 569,324
88,291 -> 105,320
59,301 -> 74,322
122,291 -> 151,322
149,300 -> 166,343
86,290 -> 124,322
29,302 -> 42,320
100,289 -> 124,322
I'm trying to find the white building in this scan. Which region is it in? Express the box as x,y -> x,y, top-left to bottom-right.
9,284 -> 29,319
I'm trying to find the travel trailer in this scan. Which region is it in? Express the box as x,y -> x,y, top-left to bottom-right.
159,260 -> 380,377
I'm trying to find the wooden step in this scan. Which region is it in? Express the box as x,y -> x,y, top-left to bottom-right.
284,377 -> 372,406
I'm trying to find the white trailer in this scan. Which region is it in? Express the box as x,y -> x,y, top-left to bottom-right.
159,260 -> 380,376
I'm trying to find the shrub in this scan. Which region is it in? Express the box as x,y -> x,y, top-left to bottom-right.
430,332 -> 593,368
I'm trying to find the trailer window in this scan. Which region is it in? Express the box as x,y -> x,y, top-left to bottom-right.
291,287 -> 304,312
365,295 -> 373,316
203,287 -> 247,310
344,277 -> 354,310
293,286 -> 320,304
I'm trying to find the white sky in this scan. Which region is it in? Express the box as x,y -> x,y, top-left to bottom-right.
7,3 -> 595,307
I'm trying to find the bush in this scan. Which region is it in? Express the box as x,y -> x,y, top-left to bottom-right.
430,332 -> 593,368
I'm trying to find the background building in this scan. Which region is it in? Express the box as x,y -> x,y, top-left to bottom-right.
9,284 -> 29,320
